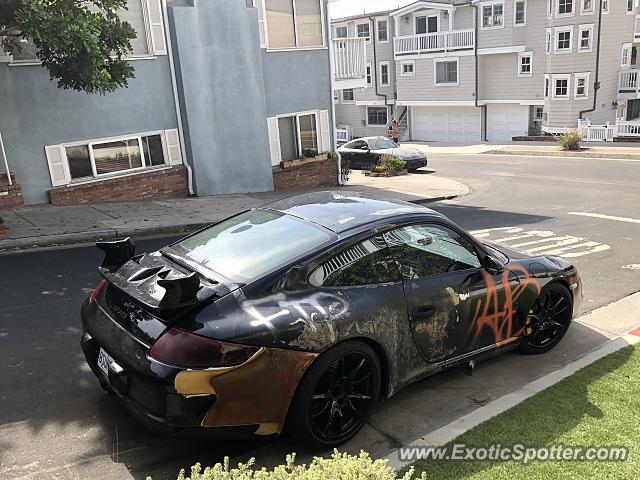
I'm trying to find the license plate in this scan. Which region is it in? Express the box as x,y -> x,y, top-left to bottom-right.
97,348 -> 113,378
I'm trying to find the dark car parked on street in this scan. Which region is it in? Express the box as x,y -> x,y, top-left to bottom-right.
337,136 -> 427,171
81,192 -> 582,448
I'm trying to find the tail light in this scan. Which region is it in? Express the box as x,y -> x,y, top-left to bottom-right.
148,327 -> 260,368
89,279 -> 107,303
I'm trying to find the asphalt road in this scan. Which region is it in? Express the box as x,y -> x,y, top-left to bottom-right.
1,152 -> 640,479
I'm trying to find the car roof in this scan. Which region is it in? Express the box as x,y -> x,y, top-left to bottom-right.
262,191 -> 445,233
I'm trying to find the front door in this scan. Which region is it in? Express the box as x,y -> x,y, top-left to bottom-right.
343,139 -> 373,169
383,223 -> 520,363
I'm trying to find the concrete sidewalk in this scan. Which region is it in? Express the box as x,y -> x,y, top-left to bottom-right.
401,141 -> 640,159
0,171 -> 468,251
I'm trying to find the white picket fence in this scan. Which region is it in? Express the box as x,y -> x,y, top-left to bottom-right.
577,120 -> 616,142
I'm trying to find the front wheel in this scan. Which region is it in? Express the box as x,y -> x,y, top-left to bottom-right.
520,283 -> 572,354
287,341 -> 381,448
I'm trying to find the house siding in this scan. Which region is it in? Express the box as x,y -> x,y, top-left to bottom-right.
0,58 -> 178,205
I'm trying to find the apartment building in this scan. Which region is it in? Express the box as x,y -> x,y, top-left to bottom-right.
332,0 -> 640,143
0,0 -> 342,207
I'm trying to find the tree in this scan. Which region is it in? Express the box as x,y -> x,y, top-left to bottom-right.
0,0 -> 137,94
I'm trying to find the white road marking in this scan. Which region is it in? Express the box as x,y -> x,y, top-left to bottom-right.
623,264 -> 640,270
568,212 -> 640,225
471,226 -> 610,259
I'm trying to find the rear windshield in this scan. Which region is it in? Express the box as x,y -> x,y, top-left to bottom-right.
169,210 -> 332,283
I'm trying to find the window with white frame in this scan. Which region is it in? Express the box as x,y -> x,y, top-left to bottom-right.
342,89 -> 355,101
555,27 -> 573,53
379,61 -> 390,86
514,1 -> 526,25
628,0 -> 635,13
435,60 -> 458,84
9,0 -> 164,62
557,0 -> 574,15
622,43 -> 632,68
264,0 -> 324,49
534,106 -> 544,120
401,60 -> 415,76
545,29 -> 552,53
377,20 -> 388,42
578,24 -> 593,52
574,73 -> 590,99
367,107 -> 388,125
602,0 -> 609,13
482,3 -> 504,28
63,132 -> 168,181
544,75 -> 550,98
366,64 -> 373,87
357,23 -> 370,39
335,26 -> 348,38
581,0 -> 594,14
553,75 -> 570,98
277,112 -> 318,161
518,52 -> 532,76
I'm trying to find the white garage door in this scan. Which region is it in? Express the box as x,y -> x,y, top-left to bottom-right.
412,106 -> 481,142
487,104 -> 529,141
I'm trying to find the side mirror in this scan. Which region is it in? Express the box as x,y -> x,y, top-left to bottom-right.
483,255 -> 505,275
360,145 -> 370,151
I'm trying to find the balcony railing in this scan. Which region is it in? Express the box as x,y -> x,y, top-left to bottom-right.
619,69 -> 640,99
394,29 -> 474,56
617,120 -> 640,137
332,37 -> 367,88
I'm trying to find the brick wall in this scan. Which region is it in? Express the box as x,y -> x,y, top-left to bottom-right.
0,173 -> 25,210
272,156 -> 338,191
48,167 -> 189,205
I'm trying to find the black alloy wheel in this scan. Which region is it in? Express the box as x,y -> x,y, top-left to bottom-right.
288,341 -> 381,447
521,283 -> 572,354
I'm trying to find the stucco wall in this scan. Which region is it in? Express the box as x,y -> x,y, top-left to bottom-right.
169,0 -> 274,196
0,59 -> 178,204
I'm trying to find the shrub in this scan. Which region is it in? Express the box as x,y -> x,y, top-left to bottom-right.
372,154 -> 407,174
301,149 -> 318,158
556,130 -> 582,151
154,450 -> 427,480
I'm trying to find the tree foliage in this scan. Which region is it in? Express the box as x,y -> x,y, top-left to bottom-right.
0,0 -> 137,94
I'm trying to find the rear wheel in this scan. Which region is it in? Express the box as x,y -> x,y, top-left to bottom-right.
287,341 -> 381,447
520,283 -> 572,354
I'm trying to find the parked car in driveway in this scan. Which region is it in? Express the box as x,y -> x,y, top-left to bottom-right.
81,192 -> 582,448
338,136 -> 427,171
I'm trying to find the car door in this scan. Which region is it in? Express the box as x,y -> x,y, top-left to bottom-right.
347,140 -> 372,169
383,223 -> 520,363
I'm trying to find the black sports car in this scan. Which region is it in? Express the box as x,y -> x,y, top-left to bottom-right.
81,192 -> 582,447
337,136 -> 427,171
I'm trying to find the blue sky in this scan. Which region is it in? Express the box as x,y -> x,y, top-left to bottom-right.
330,0 -> 416,18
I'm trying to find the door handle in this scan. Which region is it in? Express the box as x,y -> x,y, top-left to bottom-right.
414,305 -> 436,319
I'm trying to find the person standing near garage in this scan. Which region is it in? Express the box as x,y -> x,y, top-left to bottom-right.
389,119 -> 400,145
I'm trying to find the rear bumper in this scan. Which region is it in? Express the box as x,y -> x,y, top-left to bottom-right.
80,299 -> 317,438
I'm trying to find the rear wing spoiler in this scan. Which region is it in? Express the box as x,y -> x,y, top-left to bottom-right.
96,238 -> 209,311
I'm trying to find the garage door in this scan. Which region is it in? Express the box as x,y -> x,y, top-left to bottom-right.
412,106 -> 481,142
487,104 -> 529,141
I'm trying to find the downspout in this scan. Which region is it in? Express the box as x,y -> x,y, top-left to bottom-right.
327,0 -> 343,185
471,2 -> 486,140
162,0 -> 195,196
0,131 -> 11,185
579,0 -> 603,120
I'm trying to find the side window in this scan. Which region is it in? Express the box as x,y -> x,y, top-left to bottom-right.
383,224 -> 481,280
309,235 -> 400,287
351,140 -> 368,149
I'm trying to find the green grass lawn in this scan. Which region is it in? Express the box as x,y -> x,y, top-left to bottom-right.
407,344 -> 640,479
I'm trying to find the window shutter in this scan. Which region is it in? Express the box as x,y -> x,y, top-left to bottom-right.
45,145 -> 71,187
146,0 -> 167,55
164,129 -> 182,165
267,117 -> 281,166
319,110 -> 331,153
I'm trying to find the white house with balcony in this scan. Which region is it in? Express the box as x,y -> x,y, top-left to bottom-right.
332,0 -> 640,144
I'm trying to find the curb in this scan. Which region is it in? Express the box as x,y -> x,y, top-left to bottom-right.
0,195 -> 459,253
385,321 -> 640,470
484,149 -> 640,160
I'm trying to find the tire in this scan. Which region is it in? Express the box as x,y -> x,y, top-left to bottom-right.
519,283 -> 573,355
287,341 -> 381,448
